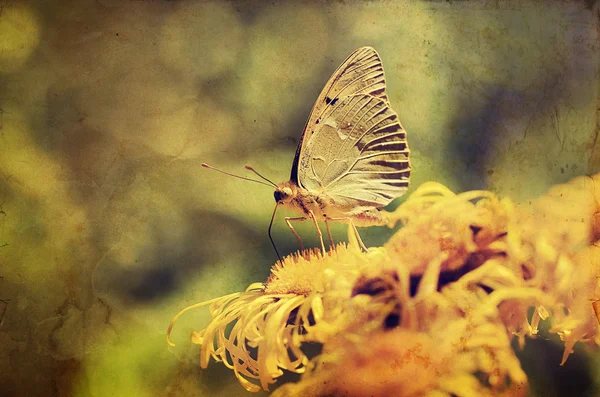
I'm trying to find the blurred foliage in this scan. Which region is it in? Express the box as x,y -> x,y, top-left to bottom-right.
0,0 -> 598,396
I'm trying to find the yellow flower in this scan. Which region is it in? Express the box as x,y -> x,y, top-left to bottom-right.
167,175 -> 600,396
167,245 -> 385,392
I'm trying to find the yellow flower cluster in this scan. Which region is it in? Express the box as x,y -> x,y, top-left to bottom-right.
167,175 -> 600,396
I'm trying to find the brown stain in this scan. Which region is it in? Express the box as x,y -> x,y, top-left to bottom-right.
53,359 -> 83,397
593,300 -> 600,326
390,342 -> 439,376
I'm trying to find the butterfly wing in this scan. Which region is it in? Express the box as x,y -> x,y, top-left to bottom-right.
290,47 -> 389,183
293,47 -> 410,208
298,94 -> 410,207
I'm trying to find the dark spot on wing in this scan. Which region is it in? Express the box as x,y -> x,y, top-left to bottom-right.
330,97 -> 339,106
315,119 -> 319,124
325,97 -> 332,104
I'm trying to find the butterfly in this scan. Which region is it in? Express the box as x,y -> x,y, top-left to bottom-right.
204,47 -> 410,258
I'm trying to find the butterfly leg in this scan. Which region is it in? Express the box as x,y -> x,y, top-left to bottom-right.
307,210 -> 326,255
284,217 -> 306,252
348,220 -> 368,252
323,219 -> 335,249
328,217 -> 368,252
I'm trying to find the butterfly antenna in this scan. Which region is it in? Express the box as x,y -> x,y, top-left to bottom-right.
201,163 -> 273,187
245,165 -> 277,187
268,204 -> 282,262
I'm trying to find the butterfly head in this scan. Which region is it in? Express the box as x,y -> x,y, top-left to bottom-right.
274,181 -> 296,204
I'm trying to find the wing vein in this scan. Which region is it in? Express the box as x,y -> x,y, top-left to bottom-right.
358,150 -> 409,161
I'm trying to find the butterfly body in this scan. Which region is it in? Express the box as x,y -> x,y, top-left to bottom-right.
274,181 -> 388,227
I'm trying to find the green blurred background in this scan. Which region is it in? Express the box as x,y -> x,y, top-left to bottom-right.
0,0 -> 599,396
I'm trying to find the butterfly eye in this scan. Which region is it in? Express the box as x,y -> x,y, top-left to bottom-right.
274,187 -> 293,203
274,190 -> 284,202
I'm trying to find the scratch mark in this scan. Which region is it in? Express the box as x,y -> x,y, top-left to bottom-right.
549,105 -> 564,152
0,299 -> 8,326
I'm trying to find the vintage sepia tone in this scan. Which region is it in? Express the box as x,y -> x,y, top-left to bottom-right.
1,1 -> 599,396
